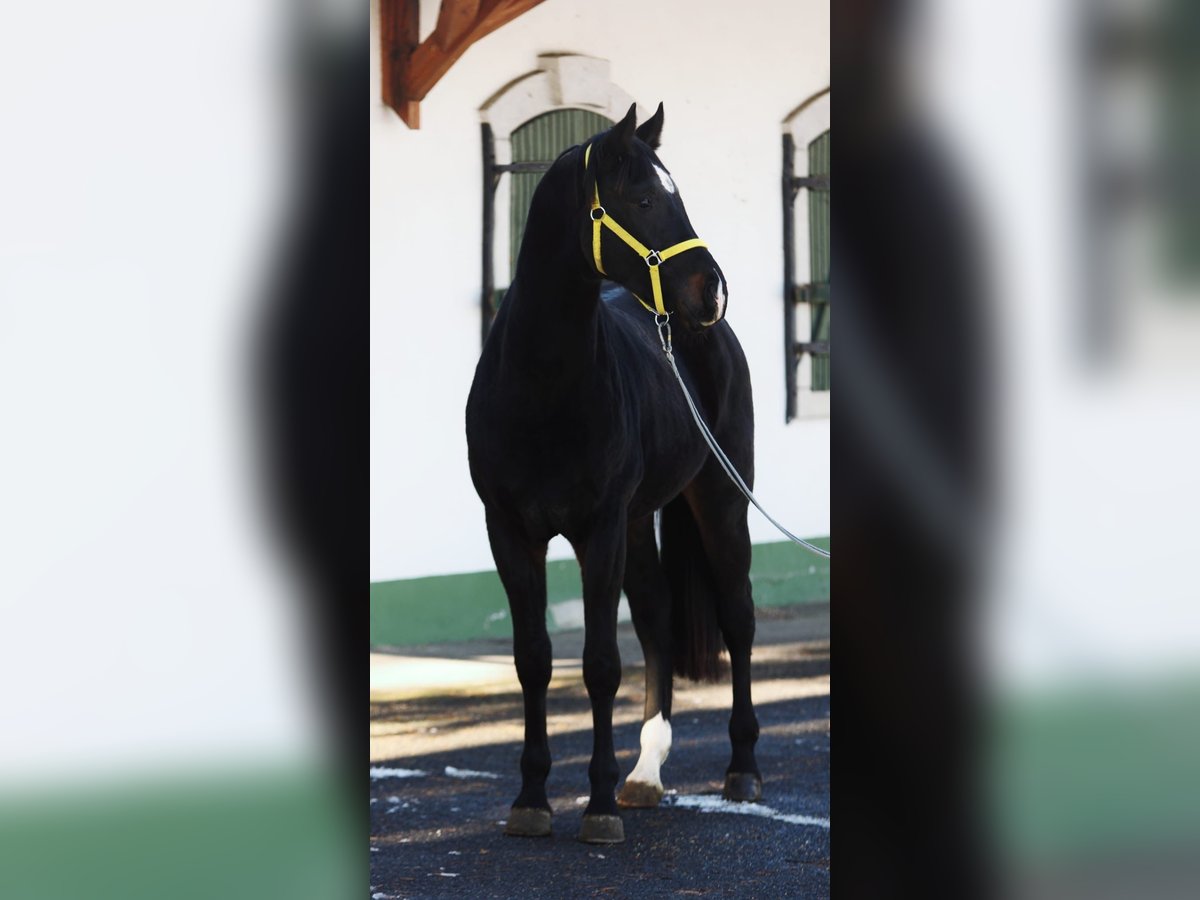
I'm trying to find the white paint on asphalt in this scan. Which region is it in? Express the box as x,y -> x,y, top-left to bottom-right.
444,765 -> 500,779
662,793 -> 829,829
370,766 -> 427,779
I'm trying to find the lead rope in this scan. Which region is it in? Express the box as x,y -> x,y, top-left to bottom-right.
655,314 -> 831,560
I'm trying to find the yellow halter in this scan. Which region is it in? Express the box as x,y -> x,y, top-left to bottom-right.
584,143 -> 709,316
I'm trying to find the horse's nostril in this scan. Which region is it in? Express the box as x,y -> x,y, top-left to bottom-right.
705,276 -> 720,301
703,273 -> 727,323
690,272 -> 726,325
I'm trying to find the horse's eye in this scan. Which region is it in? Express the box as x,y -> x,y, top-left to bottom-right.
638,197 -> 653,209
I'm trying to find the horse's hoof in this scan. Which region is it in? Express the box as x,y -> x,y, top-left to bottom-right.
504,806 -> 552,837
617,780 -> 664,808
578,814 -> 625,844
723,772 -> 763,802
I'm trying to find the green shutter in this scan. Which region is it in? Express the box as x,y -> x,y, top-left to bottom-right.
508,109 -> 613,276
807,130 -> 831,391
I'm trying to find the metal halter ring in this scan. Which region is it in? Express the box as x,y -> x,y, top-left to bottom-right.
590,207 -> 606,221
644,250 -> 662,267
654,312 -> 672,353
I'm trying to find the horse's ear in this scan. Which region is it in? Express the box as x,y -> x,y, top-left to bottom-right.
600,103 -> 638,162
635,102 -> 664,149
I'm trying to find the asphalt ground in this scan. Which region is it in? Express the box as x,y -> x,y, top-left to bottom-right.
370,603 -> 830,899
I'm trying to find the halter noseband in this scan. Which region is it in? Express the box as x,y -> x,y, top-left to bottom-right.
584,143 -> 708,317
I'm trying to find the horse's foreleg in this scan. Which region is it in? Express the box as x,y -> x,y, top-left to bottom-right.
486,510 -> 553,837
617,513 -> 674,808
576,514 -> 627,844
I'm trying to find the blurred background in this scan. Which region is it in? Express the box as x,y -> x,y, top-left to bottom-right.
836,0 -> 1200,896
0,0 -> 1197,897
0,0 -> 363,897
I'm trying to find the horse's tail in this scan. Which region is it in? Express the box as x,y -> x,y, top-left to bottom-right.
662,496 -> 726,682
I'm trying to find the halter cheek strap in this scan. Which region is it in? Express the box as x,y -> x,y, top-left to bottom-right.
584,143 -> 708,316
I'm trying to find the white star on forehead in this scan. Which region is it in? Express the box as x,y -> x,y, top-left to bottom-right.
653,164 -> 676,195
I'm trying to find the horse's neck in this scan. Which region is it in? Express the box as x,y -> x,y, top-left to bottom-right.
501,189 -> 604,371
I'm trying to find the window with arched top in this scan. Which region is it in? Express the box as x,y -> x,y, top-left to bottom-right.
507,109 -> 613,282
479,55 -> 643,345
806,130 -> 831,393
782,89 -> 831,421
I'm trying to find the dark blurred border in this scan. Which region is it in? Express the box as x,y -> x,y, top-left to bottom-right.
257,8 -> 371,822
831,1 -> 994,896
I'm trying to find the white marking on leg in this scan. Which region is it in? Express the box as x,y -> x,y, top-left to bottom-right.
626,712 -> 672,789
653,164 -> 676,195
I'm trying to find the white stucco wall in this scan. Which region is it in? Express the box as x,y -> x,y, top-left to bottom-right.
370,0 -> 830,582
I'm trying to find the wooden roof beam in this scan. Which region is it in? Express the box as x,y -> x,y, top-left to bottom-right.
435,0 -> 481,50
381,0 -> 548,129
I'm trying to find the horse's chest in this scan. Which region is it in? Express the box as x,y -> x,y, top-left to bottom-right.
519,417 -> 624,484
473,402 -> 633,514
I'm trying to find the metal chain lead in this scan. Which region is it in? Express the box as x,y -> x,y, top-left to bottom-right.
655,313 -> 672,354
656,317 -> 830,560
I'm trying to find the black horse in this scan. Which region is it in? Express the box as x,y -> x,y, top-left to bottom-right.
466,103 -> 760,845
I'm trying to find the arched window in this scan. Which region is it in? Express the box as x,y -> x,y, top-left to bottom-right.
507,109 -> 612,281
479,55 -> 642,345
806,129 -> 831,393
783,89 -> 831,421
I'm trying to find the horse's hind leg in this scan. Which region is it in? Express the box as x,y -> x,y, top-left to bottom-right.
485,510 -> 553,837
685,483 -> 763,802
617,513 -> 674,809
574,510 -> 628,844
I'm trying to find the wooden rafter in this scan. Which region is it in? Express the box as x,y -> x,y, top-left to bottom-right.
380,0 -> 549,128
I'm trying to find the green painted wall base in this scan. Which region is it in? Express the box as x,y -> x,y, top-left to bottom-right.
370,537 -> 829,648
992,681 -> 1200,862
0,767 -> 356,900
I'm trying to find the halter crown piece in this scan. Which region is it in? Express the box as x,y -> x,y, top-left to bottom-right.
584,143 -> 709,316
